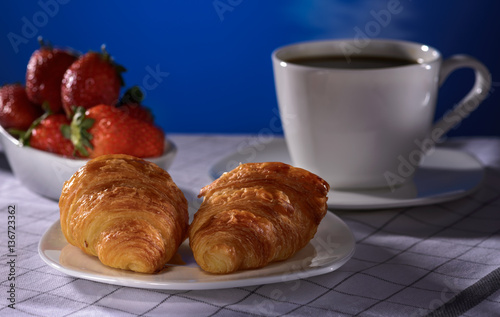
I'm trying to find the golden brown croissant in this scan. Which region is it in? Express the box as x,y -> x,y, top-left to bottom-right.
188,162 -> 329,274
59,154 -> 189,273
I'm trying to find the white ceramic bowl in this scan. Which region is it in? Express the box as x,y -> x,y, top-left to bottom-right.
0,124 -> 177,200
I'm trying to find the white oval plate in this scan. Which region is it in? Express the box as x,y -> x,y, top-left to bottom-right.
209,138 -> 485,210
38,211 -> 355,290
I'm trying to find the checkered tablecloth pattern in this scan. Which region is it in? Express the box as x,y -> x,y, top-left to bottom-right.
1,135 -> 499,317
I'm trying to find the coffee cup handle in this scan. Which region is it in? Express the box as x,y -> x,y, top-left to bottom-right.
429,55 -> 491,141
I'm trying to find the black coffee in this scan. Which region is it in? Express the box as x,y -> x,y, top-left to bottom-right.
287,55 -> 418,69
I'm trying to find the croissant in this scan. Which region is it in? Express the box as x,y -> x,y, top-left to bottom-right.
188,162 -> 329,274
59,154 -> 189,273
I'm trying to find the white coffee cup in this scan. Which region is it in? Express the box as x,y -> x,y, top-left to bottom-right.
272,39 -> 491,190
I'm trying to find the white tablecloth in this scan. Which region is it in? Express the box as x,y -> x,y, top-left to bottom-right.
1,135 -> 499,317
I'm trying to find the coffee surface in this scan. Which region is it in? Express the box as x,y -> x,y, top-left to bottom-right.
287,55 -> 418,69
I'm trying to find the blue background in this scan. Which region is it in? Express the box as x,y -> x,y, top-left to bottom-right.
1,0 -> 499,136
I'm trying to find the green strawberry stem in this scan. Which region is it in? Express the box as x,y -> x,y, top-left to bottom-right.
100,44 -> 126,87
64,106 -> 94,157
100,44 -> 111,62
37,36 -> 53,50
8,128 -> 29,139
15,102 -> 52,146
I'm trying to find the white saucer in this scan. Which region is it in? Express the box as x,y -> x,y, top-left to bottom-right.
38,211 -> 355,290
209,138 -> 484,210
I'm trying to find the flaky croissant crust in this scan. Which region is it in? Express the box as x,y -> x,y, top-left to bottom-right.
189,162 -> 329,274
59,154 -> 189,273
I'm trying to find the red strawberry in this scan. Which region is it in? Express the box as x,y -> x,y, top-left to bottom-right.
25,38 -> 77,113
61,46 -> 125,116
70,105 -> 164,158
0,84 -> 43,130
119,103 -> 154,123
118,86 -> 154,123
29,113 -> 76,157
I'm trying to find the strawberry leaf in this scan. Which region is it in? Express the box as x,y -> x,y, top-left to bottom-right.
119,86 -> 144,105
60,124 -> 71,139
68,106 -> 94,157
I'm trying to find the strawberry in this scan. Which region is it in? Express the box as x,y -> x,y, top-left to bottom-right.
70,105 -> 164,158
61,46 -> 125,116
0,84 -> 43,131
29,113 -> 76,157
118,86 -> 154,123
25,38 -> 77,113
